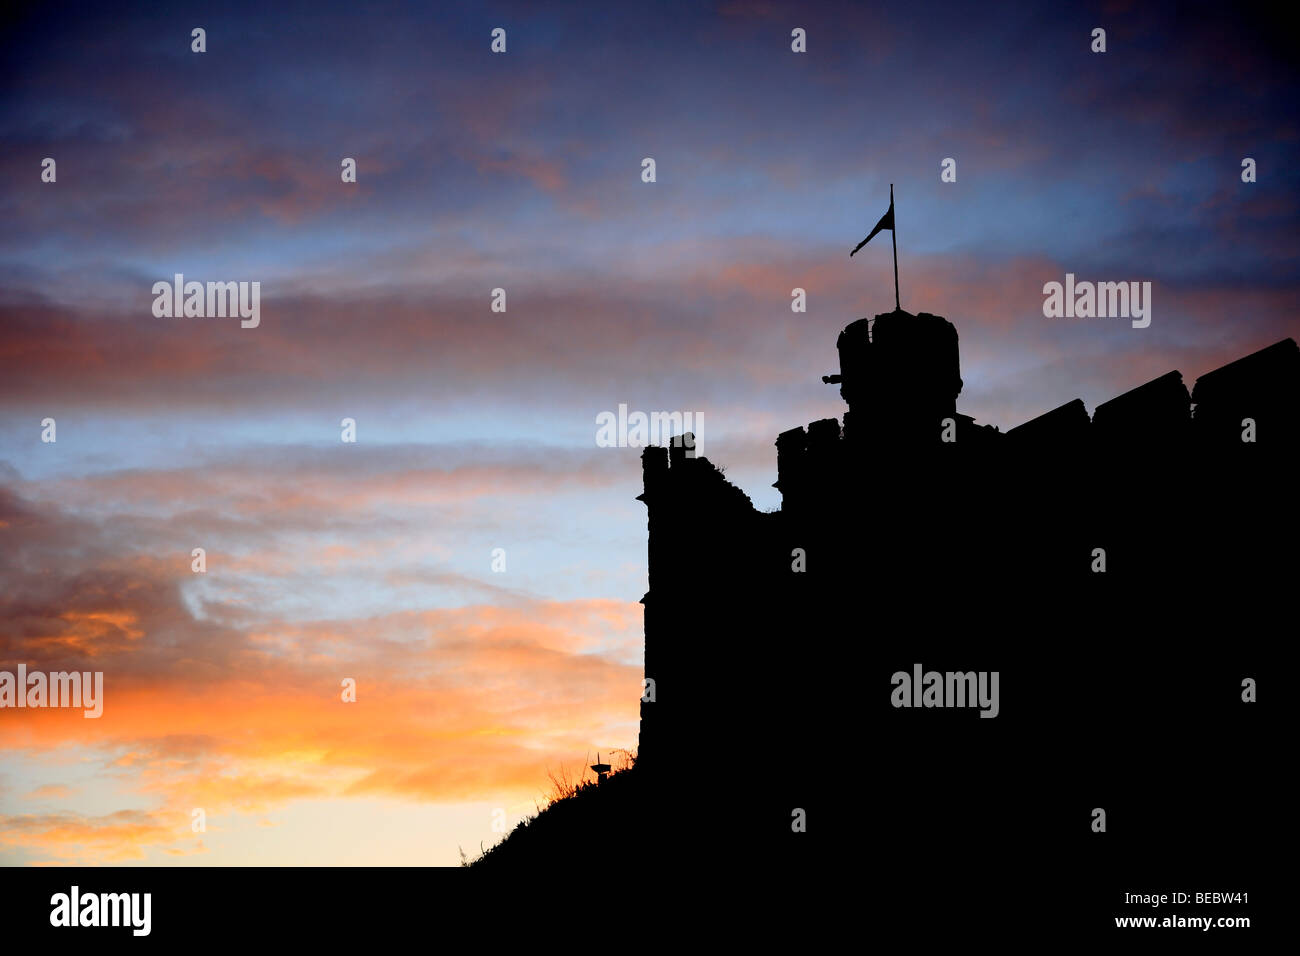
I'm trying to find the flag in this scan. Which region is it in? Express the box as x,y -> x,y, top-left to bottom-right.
850,200 -> 894,257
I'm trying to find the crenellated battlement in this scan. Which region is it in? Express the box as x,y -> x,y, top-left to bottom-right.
635,307 -> 1299,781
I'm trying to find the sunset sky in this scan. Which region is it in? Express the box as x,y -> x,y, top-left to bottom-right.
2,1 -> 1296,865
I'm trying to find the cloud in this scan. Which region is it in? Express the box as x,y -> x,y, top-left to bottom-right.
5,239 -> 1294,433
0,809 -> 181,864
23,783 -> 74,801
1,476 -> 642,861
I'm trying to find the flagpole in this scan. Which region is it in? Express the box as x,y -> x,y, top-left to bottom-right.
891,183 -> 900,312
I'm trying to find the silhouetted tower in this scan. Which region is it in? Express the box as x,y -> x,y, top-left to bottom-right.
823,309 -> 962,445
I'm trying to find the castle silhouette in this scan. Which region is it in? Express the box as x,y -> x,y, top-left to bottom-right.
634,306 -> 1291,881
477,306 -> 1287,904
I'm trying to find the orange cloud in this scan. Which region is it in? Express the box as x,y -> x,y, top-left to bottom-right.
0,809 -> 183,864
2,485 -> 642,860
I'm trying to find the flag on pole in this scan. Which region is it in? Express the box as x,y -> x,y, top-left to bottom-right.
850,199 -> 894,257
